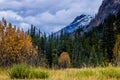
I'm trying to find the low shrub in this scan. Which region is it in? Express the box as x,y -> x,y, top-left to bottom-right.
9,63 -> 30,79
34,70 -> 49,79
9,63 -> 49,79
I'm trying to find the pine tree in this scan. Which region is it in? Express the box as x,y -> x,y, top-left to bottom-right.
102,14 -> 116,62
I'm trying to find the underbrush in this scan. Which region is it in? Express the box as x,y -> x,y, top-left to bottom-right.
9,63 -> 49,79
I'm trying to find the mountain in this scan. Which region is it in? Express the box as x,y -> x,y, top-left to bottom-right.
54,14 -> 93,36
85,0 -> 120,32
54,0 -> 120,36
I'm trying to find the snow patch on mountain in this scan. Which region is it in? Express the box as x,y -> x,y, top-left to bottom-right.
54,14 -> 93,36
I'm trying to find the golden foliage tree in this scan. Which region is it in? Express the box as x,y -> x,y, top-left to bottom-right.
0,18 -> 38,66
58,52 -> 70,69
113,35 -> 120,66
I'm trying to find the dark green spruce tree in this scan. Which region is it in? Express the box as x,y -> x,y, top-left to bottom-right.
101,14 -> 116,62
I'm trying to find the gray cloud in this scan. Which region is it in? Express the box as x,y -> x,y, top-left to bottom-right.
0,0 -> 103,33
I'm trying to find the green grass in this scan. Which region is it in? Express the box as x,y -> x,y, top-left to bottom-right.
8,63 -> 49,79
100,67 -> 120,79
0,66 -> 120,80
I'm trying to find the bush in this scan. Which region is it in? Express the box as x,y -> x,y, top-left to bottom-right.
9,63 -> 49,79
9,63 -> 30,79
28,70 -> 49,79
34,70 -> 49,79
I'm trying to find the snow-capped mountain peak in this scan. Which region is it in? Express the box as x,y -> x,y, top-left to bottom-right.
54,14 -> 93,36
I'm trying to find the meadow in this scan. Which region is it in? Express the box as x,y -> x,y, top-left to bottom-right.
0,64 -> 120,80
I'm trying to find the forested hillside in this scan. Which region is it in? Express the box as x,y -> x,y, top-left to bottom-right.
25,10 -> 120,68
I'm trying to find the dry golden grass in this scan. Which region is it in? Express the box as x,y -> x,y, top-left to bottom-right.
0,68 -> 9,80
49,67 -> 120,80
0,67 -> 120,80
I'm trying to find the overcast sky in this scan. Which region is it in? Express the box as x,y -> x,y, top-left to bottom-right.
0,0 -> 103,34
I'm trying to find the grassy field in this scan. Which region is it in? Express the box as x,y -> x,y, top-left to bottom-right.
0,66 -> 120,80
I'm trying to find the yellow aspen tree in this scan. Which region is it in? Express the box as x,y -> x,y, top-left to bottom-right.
0,18 -> 38,66
113,35 -> 120,66
58,52 -> 70,69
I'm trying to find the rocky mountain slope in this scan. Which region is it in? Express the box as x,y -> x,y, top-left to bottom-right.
54,0 -> 120,35
85,0 -> 120,32
54,14 -> 93,36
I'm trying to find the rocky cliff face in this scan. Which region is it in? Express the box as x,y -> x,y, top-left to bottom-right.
87,0 -> 120,31
54,0 -> 120,35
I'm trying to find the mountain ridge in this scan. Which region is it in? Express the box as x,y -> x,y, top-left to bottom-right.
85,0 -> 120,33
54,14 -> 93,36
54,0 -> 120,35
